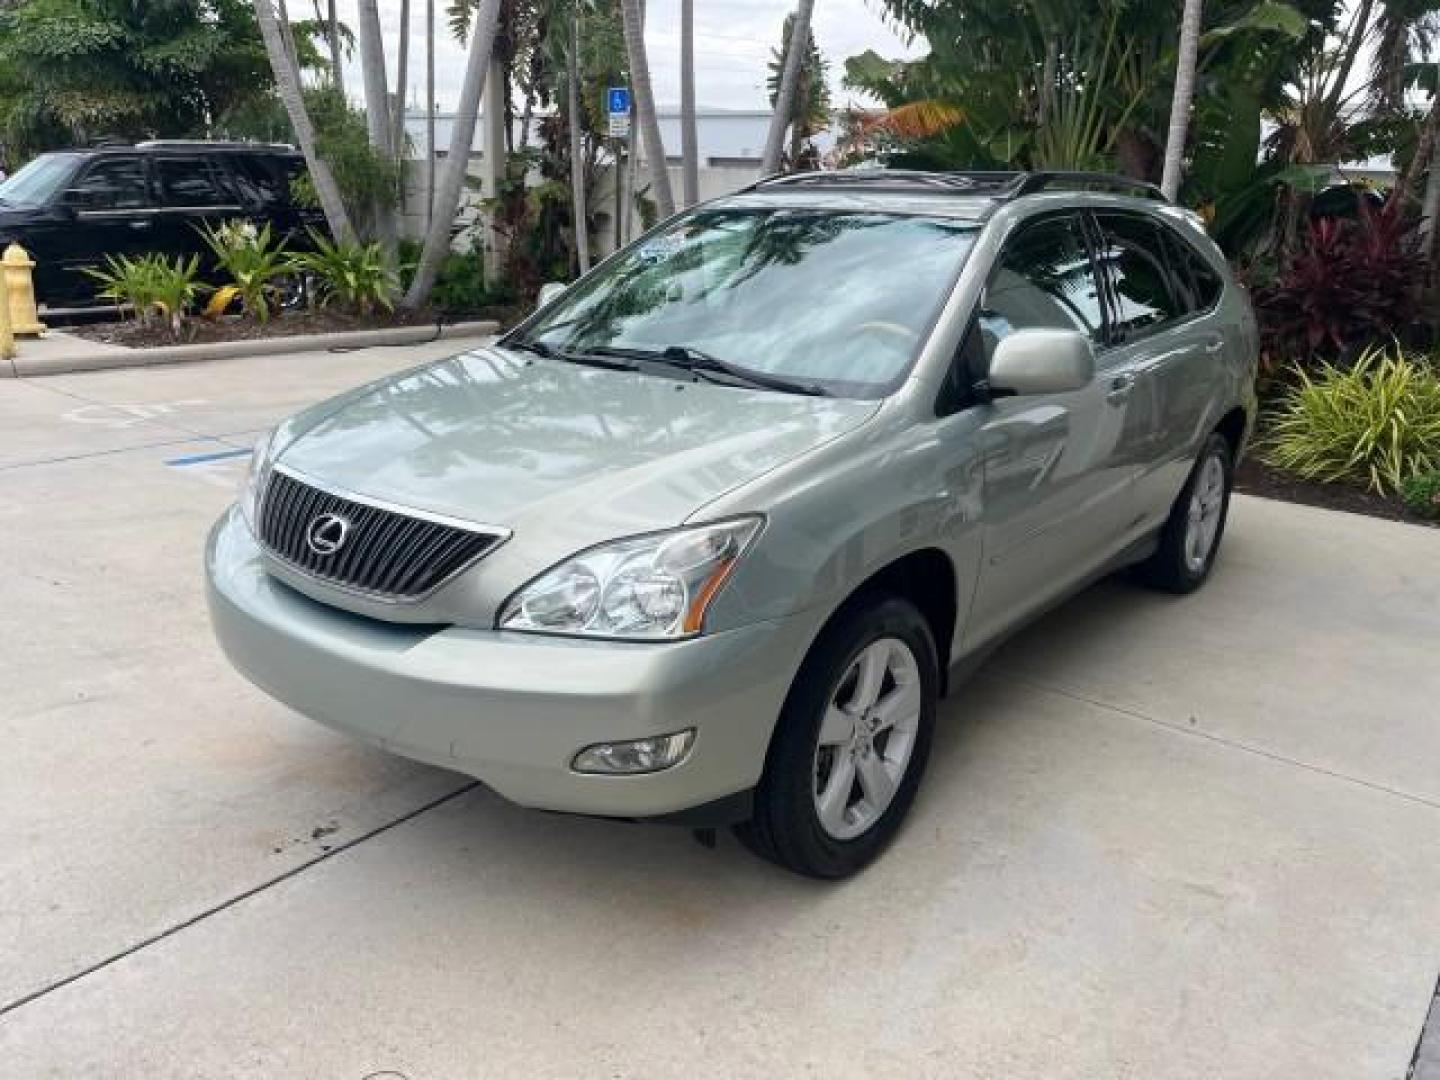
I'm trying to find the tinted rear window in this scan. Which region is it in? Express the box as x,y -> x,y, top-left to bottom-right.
1093,213 -> 1185,340
154,156 -> 228,207
227,155 -> 292,208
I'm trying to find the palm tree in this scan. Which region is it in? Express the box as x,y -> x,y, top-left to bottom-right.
1160,0 -> 1204,199
680,0 -> 699,206
762,0 -> 816,175
254,0 -> 355,243
569,7 -> 591,273
426,0 -> 436,232
356,0 -> 398,259
404,0 -> 504,308
392,0 -> 413,161
619,0 -> 674,218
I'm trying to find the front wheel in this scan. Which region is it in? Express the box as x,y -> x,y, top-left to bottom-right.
1136,432 -> 1234,593
734,595 -> 938,879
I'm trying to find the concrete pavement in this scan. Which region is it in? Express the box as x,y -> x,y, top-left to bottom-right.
1,342 -> 1438,1078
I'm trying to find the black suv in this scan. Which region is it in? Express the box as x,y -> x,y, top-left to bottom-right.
0,141 -> 323,307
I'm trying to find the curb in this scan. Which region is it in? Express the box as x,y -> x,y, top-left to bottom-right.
2,320 -> 500,378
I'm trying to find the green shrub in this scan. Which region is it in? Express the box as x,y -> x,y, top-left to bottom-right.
1401,470 -> 1440,520
1265,345 -> 1440,494
198,219 -> 293,323
82,253 -> 204,340
83,254 -> 160,323
292,230 -> 398,316
431,250 -> 511,315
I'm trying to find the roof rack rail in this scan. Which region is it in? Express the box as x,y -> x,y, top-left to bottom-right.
745,168 -> 1167,203
134,139 -> 298,152
1010,171 -> 1166,201
747,169 -> 1024,195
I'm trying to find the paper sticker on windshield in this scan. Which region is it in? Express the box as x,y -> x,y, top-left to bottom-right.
637,234 -> 687,262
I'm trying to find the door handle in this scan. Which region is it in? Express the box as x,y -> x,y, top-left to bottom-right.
1203,337 -> 1225,356
1106,372 -> 1136,405
127,220 -> 152,230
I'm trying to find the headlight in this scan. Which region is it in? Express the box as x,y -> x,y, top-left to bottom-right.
498,517 -> 763,640
238,428 -> 279,533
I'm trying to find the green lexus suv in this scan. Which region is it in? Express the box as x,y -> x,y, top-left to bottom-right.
207,170 -> 1258,878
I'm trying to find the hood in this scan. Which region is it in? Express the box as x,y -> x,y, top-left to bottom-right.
277,345 -> 878,556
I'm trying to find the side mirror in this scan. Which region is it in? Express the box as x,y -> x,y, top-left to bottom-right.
988,329 -> 1095,396
535,281 -> 567,312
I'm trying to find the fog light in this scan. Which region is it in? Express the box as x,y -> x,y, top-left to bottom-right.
572,729 -> 696,775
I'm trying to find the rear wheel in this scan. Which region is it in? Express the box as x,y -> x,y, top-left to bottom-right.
1136,432 -> 1233,593
735,595 -> 938,879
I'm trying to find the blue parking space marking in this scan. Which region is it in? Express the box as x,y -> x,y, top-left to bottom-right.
165,447 -> 252,468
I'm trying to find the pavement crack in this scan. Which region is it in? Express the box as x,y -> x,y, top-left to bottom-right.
0,780 -> 479,1020
988,672 -> 1440,814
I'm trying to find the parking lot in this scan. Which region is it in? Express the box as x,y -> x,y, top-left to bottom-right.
2,340 -> 1439,1078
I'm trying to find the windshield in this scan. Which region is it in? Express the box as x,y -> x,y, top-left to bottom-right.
0,153 -> 81,207
515,208 -> 977,397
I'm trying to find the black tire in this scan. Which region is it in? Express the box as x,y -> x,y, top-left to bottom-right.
734,594 -> 938,879
1135,432 -> 1234,594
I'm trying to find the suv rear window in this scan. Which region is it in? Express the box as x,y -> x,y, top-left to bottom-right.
227,155 -> 291,209
154,155 -> 229,207
1093,213 -> 1185,341
1161,227 -> 1223,312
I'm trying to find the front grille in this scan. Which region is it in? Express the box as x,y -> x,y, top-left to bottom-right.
257,469 -> 505,600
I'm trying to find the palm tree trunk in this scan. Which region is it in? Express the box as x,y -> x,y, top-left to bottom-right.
1421,136 -> 1440,261
620,0 -> 675,218
762,0 -> 816,175
569,11 -> 591,274
356,0 -> 398,259
1160,0 -> 1204,200
1398,88 -> 1440,214
391,0 -> 412,163
680,0 -> 699,206
326,0 -> 342,85
254,0 -> 355,243
402,0 -> 504,308
425,0 -> 436,233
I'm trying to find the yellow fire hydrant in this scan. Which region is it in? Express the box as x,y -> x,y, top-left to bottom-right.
3,243 -> 47,337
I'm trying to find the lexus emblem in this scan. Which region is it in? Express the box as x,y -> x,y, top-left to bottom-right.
305,512 -> 351,556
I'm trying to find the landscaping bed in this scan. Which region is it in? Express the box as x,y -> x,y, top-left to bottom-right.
68,306 -> 518,349
1234,455 -> 1436,526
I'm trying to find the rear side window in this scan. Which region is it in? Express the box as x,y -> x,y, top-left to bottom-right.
979,214 -> 1105,357
154,156 -> 228,207
227,155 -> 291,209
1162,227 -> 1224,311
1093,213 -> 1184,340
69,158 -> 151,210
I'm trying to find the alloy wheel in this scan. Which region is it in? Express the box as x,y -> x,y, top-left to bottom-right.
811,637 -> 922,841
1184,453 -> 1227,573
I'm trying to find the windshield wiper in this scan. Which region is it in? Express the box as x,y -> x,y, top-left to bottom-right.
591,344 -> 829,397
505,337 -> 639,372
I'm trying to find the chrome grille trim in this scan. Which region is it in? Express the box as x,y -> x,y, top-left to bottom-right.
256,465 -> 510,603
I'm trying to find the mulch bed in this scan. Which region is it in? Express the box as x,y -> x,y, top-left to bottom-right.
1234,455 -> 1436,527
67,307 -> 513,349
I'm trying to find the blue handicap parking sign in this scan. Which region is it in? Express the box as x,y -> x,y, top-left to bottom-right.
607,87 -> 631,115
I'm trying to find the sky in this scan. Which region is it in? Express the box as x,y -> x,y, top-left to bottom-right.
335,0 -> 924,113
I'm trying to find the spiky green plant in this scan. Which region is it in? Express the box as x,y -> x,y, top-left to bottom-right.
198,219 -> 294,323
292,230 -> 398,315
1265,345 -> 1440,495
82,253 -> 204,338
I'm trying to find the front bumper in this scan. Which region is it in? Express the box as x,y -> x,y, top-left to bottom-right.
205,508 -> 817,820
